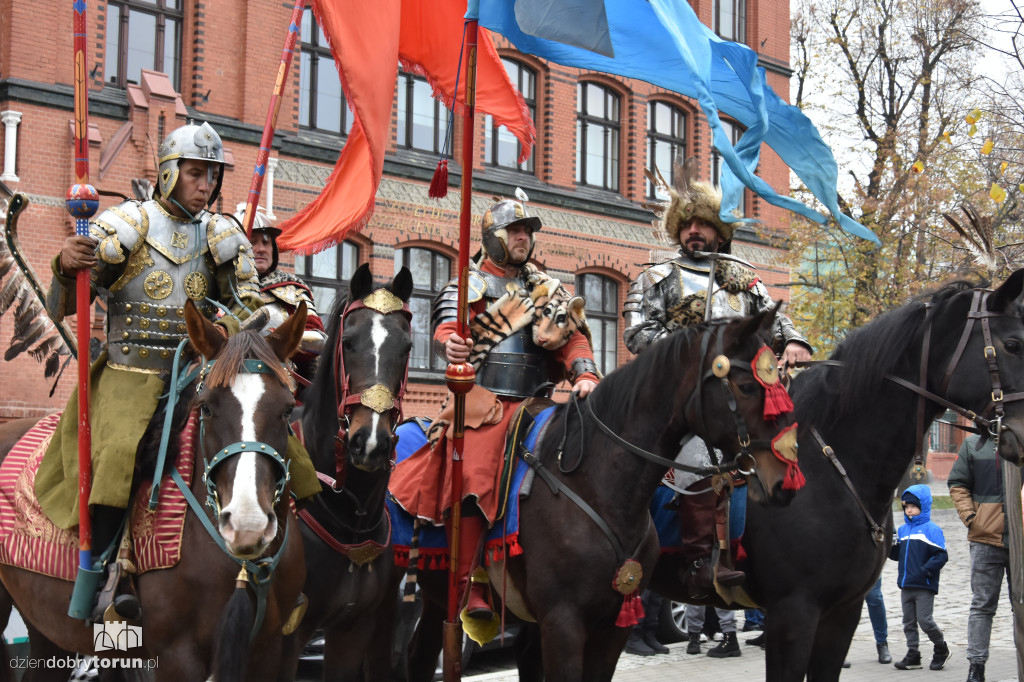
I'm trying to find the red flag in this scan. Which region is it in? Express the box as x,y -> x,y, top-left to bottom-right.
278,0 -> 536,253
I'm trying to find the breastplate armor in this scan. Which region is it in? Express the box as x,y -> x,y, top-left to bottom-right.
665,260 -> 755,331
106,209 -> 217,373
475,326 -> 549,399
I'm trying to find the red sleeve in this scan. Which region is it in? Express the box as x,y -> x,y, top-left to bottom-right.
555,330 -> 599,385
433,300 -> 485,346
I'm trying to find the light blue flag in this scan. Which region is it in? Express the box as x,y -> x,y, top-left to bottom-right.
475,0 -> 879,244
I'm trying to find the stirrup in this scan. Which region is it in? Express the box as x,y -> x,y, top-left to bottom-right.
91,563 -> 141,623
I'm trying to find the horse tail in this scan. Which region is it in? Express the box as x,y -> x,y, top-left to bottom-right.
212,585 -> 254,682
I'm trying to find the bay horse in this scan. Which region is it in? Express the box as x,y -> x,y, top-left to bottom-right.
652,270 -> 1024,681
401,307 -> 801,682
0,300 -> 309,682
276,263 -> 413,682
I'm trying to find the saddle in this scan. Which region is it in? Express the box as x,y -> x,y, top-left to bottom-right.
0,412 -> 198,582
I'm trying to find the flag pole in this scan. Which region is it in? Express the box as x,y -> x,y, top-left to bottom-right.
240,0 -> 306,239
442,3 -> 480,680
66,0 -> 101,620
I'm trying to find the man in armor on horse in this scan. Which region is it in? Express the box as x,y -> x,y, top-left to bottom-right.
623,159 -> 812,605
34,121 -> 320,621
235,204 -> 327,394
389,196 -> 600,623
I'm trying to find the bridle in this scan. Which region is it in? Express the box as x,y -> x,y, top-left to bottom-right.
808,287 -> 1024,543
330,288 -> 412,486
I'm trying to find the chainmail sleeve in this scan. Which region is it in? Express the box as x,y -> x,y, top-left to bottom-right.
622,268 -> 671,355
749,280 -> 813,356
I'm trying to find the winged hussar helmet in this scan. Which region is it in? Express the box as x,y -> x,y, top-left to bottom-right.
644,157 -> 740,246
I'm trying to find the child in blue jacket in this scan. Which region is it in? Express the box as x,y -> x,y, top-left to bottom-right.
889,484 -> 951,671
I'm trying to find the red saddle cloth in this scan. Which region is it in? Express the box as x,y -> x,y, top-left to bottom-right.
0,411 -> 198,581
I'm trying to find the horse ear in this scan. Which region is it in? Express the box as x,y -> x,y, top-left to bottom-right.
349,263 -> 374,301
390,266 -> 414,302
267,301 -> 307,362
185,299 -> 225,359
739,300 -> 781,340
987,269 -> 1024,313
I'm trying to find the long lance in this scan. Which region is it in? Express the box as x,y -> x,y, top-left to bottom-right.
442,4 -> 480,681
66,0 -> 101,619
240,0 -> 305,239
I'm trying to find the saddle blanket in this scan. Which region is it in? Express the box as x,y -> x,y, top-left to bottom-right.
0,411 -> 197,581
388,407 -> 556,570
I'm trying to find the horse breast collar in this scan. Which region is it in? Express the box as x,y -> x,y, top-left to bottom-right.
330,289 -> 412,487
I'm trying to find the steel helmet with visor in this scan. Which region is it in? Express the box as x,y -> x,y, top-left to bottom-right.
480,197 -> 541,267
234,204 -> 280,274
155,121 -> 225,209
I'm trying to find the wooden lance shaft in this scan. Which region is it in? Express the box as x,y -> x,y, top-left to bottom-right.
443,12 -> 480,682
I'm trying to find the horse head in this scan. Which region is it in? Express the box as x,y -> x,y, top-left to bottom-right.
185,300 -> 306,558
684,304 -> 800,506
334,263 -> 413,472
931,268 -> 1024,465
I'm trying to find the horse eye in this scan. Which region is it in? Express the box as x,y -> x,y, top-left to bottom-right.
1005,339 -> 1022,355
342,336 -> 355,352
283,405 -> 294,421
736,382 -> 759,396
198,402 -> 212,417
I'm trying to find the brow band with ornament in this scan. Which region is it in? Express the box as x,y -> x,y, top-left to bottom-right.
362,288 -> 404,315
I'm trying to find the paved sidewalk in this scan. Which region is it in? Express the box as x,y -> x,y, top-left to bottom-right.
469,502 -> 1019,681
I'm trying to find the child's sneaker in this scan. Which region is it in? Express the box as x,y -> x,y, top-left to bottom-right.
930,642 -> 950,670
894,649 -> 922,670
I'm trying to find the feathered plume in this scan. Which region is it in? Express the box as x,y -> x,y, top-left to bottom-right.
943,204 -> 997,276
642,157 -> 738,245
0,199 -> 72,375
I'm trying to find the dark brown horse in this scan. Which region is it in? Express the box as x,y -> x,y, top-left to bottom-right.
0,301 -> 309,682
276,263 -> 413,682
652,270 -> 1024,681
401,308 -> 801,682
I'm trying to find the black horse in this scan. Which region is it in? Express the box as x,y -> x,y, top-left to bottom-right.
277,263 -> 413,682
652,270 -> 1024,681
400,308 -> 801,682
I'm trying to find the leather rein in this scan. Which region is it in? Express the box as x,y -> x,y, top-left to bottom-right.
808,288 -> 1024,543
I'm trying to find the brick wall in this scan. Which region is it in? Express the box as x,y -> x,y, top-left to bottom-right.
0,0 -> 798,421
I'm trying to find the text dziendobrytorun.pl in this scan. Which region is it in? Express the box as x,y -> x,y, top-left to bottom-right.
9,656 -> 158,670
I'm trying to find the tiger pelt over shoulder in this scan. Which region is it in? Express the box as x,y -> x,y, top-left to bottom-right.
467,275 -> 589,371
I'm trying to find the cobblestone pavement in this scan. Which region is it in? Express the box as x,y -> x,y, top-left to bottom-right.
467,489 -> 1020,682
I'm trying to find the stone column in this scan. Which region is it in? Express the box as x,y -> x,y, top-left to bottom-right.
1,110 -> 23,182
265,157 -> 279,219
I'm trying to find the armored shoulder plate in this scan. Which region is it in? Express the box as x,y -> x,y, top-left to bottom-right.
262,281 -> 316,312
636,259 -> 678,292
91,201 -> 149,265
207,214 -> 249,267
432,280 -> 461,330
477,269 -> 524,298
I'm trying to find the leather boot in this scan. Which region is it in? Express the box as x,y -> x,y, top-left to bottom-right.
677,487 -> 717,599
713,492 -> 745,587
90,505 -> 140,622
451,514 -> 493,620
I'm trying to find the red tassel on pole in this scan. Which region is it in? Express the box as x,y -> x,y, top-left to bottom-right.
428,159 -> 449,198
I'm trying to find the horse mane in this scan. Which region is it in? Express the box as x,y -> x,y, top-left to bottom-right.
795,278 -> 982,427
590,322 -> 708,418
204,330 -> 291,388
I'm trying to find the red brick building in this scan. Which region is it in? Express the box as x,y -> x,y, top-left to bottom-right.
0,0 -> 797,421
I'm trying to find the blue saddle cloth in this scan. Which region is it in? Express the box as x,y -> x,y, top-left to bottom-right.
650,484 -> 748,551
387,406 -> 557,569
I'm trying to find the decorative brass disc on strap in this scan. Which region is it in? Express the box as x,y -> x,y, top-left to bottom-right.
613,558 -> 643,596
360,383 -> 395,413
712,355 -> 731,378
184,271 -> 210,301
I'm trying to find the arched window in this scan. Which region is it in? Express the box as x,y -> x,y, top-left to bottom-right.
575,273 -> 618,374
293,241 -> 360,316
397,71 -> 450,153
711,119 -> 746,219
714,0 -> 746,43
576,82 -> 620,190
299,9 -> 354,135
105,0 -> 182,90
646,101 -> 687,199
485,59 -> 536,172
395,247 -> 452,371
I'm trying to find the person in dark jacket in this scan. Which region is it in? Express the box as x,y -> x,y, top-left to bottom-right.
889,484 -> 951,671
949,433 -> 1016,682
